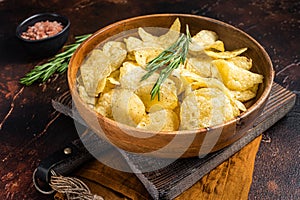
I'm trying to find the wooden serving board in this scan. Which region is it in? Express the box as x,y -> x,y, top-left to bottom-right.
52,82 -> 296,200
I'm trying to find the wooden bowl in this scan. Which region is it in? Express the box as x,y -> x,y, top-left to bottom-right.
68,14 -> 274,158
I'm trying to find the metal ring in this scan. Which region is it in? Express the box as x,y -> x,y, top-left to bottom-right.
32,168 -> 55,195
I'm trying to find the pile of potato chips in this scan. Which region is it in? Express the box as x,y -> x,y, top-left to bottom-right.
77,18 -> 263,131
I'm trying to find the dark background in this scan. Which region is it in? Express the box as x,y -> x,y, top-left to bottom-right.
0,0 -> 299,199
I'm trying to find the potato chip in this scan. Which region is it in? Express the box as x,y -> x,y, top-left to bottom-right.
189,30 -> 218,52
181,70 -> 245,114
111,89 -> 146,126
137,109 -> 179,131
186,55 -> 213,78
148,104 -> 165,113
180,69 -> 225,90
102,69 -> 120,94
95,78 -> 107,95
102,41 -> 127,71
169,68 -> 185,95
157,18 -> 181,48
119,61 -> 155,90
107,70 -> 120,85
230,84 -> 258,102
210,64 -> 223,80
180,88 -> 234,130
107,77 -> 120,85
193,30 -> 218,46
135,78 -> 178,112
80,49 -> 112,96
205,40 -> 225,52
95,90 -> 114,118
179,69 -> 209,98
78,85 -> 97,106
125,51 -> 136,61
232,99 -> 246,113
138,18 -> 181,49
205,47 -> 247,59
230,90 -> 256,102
124,36 -> 164,67
227,56 -> 252,70
124,36 -> 143,52
119,62 -> 179,111
138,28 -> 158,43
125,36 -> 163,52
212,59 -> 263,91
180,69 -> 246,112
134,48 -> 162,67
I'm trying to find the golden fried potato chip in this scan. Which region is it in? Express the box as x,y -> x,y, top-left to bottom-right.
119,61 -> 155,90
227,56 -> 252,70
102,41 -> 127,71
212,59 -> 263,91
78,85 -> 97,106
180,69 -> 225,89
189,30 -> 218,52
205,40 -> 225,52
95,78 -> 107,95
180,88 -> 235,130
230,84 -> 259,102
205,47 -> 247,59
158,18 -> 181,48
134,48 -> 162,67
169,68 -> 185,95
232,99 -> 246,113
137,109 -> 179,131
102,70 -> 120,93
107,77 -> 120,85
193,30 -> 218,45
124,36 -> 163,67
138,18 -> 181,49
180,69 -> 246,112
124,36 -> 163,52
210,64 -> 223,80
179,69 -> 212,98
80,49 -> 112,96
138,27 -> 157,43
124,37 -> 143,52
230,90 -> 256,102
107,69 -> 120,85
95,90 -> 114,118
135,78 -> 178,112
111,89 -> 146,126
125,51 -> 136,61
186,55 -> 213,78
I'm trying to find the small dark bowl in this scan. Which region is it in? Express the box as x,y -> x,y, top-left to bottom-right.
16,13 -> 70,58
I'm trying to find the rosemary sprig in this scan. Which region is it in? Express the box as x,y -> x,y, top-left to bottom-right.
20,34 -> 92,86
141,25 -> 191,100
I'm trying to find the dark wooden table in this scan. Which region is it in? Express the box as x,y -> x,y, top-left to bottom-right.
0,1 -> 299,199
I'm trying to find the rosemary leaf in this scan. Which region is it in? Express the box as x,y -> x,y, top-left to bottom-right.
20,34 -> 92,86
141,25 -> 191,100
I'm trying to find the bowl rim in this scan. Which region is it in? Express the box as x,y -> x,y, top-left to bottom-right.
68,13 -> 274,136
15,12 -> 70,43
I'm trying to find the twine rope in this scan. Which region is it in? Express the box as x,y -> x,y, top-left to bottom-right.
50,170 -> 104,200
